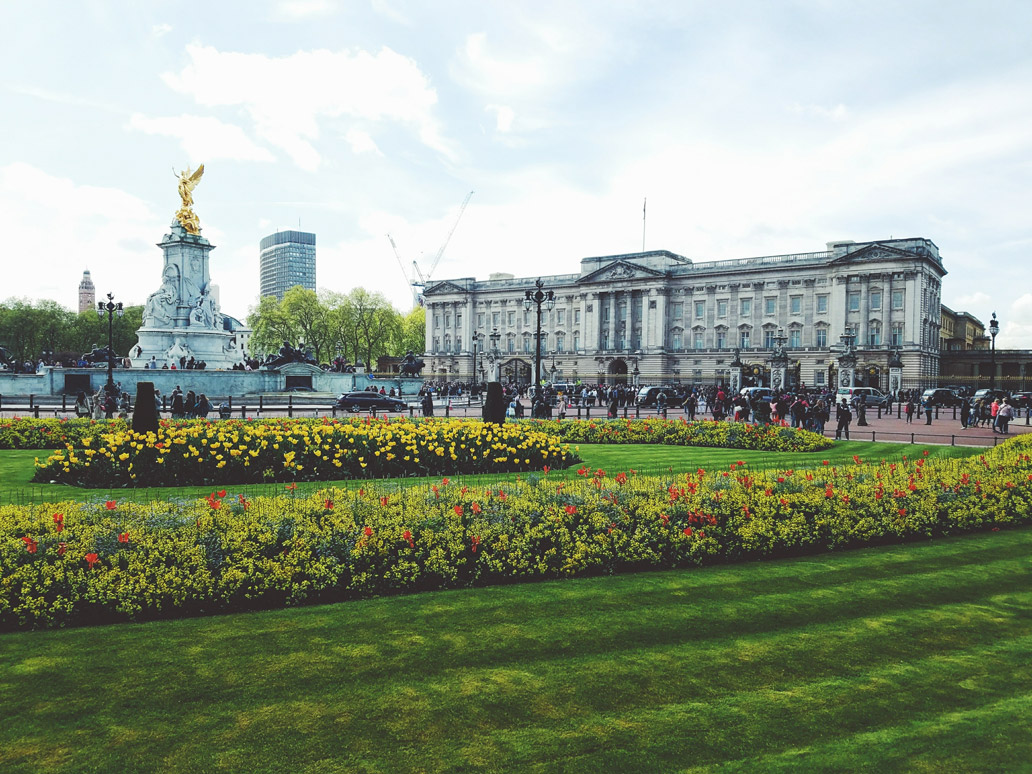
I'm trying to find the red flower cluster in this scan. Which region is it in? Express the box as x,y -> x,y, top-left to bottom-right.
53,513 -> 64,532
20,536 -> 37,553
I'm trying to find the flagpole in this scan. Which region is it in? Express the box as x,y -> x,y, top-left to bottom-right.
642,197 -> 647,253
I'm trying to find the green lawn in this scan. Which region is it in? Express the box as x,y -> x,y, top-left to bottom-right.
1,441 -> 981,505
1,526 -> 1029,772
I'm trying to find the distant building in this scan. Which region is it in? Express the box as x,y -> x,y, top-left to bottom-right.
939,305 -> 986,350
259,230 -> 316,301
78,269 -> 95,314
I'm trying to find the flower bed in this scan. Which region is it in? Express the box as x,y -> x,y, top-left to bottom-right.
32,418 -> 577,487
522,417 -> 833,452
0,417 -> 106,450
5,437 -> 1032,629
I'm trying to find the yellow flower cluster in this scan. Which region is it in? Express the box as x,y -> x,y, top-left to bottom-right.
32,418 -> 576,487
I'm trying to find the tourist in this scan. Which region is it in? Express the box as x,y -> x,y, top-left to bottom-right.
995,399 -> 1013,434
184,390 -> 197,419
923,395 -> 934,425
835,399 -> 852,440
74,390 -> 91,418
170,388 -> 184,419
905,400 -> 914,424
960,400 -> 971,429
92,389 -> 105,420
195,393 -> 212,419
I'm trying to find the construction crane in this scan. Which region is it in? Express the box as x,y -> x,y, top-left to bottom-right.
388,189 -> 474,306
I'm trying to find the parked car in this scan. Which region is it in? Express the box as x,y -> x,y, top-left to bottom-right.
1009,391 -> 1032,409
972,388 -> 1011,404
636,386 -> 679,408
739,387 -> 775,405
835,387 -> 890,409
920,388 -> 963,407
334,391 -> 408,413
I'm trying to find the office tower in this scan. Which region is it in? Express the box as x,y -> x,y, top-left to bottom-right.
259,230 -> 317,300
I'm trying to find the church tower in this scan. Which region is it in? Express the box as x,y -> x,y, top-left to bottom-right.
78,269 -> 96,314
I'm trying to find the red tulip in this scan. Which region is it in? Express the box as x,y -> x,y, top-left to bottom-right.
58,542 -> 67,556
217,489 -> 226,498
363,526 -> 373,537
105,501 -> 117,510
85,552 -> 99,569
118,532 -> 130,543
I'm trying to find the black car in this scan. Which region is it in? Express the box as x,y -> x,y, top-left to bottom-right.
334,391 -> 408,413
1007,391 -> 1032,409
921,388 -> 963,407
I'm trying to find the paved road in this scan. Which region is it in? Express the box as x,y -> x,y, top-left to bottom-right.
2,398 -> 1028,448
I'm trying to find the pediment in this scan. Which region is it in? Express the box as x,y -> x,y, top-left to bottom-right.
828,243 -> 913,265
577,260 -> 665,284
423,280 -> 468,297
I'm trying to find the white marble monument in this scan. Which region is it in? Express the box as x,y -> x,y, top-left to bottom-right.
130,166 -> 241,369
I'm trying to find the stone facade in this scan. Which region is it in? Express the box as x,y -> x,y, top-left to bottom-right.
423,238 -> 946,391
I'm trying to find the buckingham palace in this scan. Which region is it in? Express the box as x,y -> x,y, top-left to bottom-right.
422,237 -> 945,391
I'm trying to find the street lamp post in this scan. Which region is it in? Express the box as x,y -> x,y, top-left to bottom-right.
96,292 -> 123,394
488,327 -> 501,381
989,312 -> 1000,390
523,278 -> 555,416
472,331 -> 484,394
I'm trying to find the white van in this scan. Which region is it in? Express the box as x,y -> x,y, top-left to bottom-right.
835,387 -> 889,408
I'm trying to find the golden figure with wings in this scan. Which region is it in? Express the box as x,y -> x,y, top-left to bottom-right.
173,164 -> 205,234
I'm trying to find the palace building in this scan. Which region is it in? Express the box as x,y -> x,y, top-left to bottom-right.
422,238 -> 946,391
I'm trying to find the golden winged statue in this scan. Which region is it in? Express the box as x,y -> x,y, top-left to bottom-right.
173,164 -> 205,234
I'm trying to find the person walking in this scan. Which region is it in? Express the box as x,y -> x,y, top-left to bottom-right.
990,398 -> 1001,432
996,399 -> 1014,434
835,399 -> 852,440
923,395 -> 934,425
905,399 -> 914,424
960,399 -> 971,429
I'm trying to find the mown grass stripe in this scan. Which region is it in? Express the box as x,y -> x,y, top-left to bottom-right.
0,528 -> 1028,773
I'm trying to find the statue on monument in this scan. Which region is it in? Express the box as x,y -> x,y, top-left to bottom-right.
173,164 -> 204,235
143,265 -> 179,327
189,283 -> 220,329
166,337 -> 191,366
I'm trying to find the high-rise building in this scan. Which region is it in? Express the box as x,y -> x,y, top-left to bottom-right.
259,230 -> 317,300
78,269 -> 95,313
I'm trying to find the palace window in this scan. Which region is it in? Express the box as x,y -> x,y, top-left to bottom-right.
477,313 -> 484,328
693,331 -> 705,349
814,370 -> 826,386
716,330 -> 727,349
765,297 -> 776,315
892,323 -> 904,346
557,309 -> 565,325
816,294 -> 828,313
556,333 -> 565,352
695,301 -> 705,319
672,302 -> 683,321
870,291 -> 882,311
740,298 -> 752,316
717,299 -> 728,317
790,296 -> 802,315
869,324 -> 881,346
739,329 -> 751,348
492,312 -> 500,328
816,328 -> 828,347
672,332 -> 682,349
848,292 -> 860,312
764,329 -> 776,348
507,311 -> 515,326
892,290 -> 904,309
789,329 -> 801,347
573,333 -> 580,350
574,309 -> 581,325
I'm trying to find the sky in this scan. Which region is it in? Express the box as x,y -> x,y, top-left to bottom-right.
2,0 -> 1031,345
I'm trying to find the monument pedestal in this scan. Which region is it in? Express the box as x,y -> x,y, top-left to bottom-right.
130,220 -> 240,369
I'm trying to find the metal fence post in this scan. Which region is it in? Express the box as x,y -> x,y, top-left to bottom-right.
241,404 -> 247,419
62,395 -> 67,411
288,394 -> 293,418
29,394 -> 34,409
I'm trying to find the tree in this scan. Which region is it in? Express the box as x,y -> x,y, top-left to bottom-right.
247,296 -> 298,359
400,306 -> 426,355
281,287 -> 330,362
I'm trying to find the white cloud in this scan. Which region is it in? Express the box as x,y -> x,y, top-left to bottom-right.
0,163 -> 165,311
128,114 -> 276,164
344,129 -> 382,155
953,292 -> 992,314
789,102 -> 848,121
161,43 -> 452,170
486,104 -> 515,133
151,23 -> 172,37
1003,295 -> 1032,349
275,0 -> 335,18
